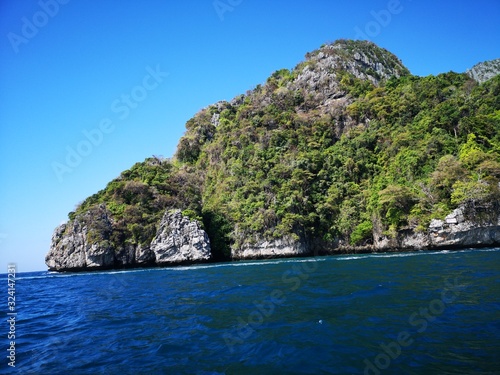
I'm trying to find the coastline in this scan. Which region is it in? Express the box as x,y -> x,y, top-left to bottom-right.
46,241 -> 500,273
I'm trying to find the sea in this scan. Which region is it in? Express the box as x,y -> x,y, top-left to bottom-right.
1,248 -> 499,374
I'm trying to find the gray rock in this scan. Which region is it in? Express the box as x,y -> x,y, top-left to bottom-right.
114,243 -> 137,267
86,241 -> 115,268
233,236 -> 310,259
211,113 -> 220,127
444,207 -> 465,224
466,58 -> 500,84
428,206 -> 500,247
135,243 -> 155,264
45,222 -> 87,270
45,206 -> 116,271
46,208 -> 212,271
290,40 -> 409,125
399,231 -> 430,249
374,204 -> 500,251
151,210 -> 211,264
429,219 -> 443,229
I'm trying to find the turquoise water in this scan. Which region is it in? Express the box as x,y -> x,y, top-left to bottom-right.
3,248 -> 500,374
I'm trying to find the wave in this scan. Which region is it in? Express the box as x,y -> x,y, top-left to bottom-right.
471,247 -> 500,252
171,257 -> 327,271
335,252 -> 429,261
11,248 -> 499,279
15,268 -> 152,280
335,247 -> 500,261
16,273 -> 93,281
12,258 -> 328,279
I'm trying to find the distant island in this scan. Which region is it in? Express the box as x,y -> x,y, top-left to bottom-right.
46,40 -> 500,272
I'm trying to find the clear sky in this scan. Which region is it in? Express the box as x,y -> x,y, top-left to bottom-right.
1,0 -> 499,272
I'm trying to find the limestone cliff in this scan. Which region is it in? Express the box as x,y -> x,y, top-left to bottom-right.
151,210 -> 211,264
373,205 -> 500,251
241,205 -> 500,257
45,209 -> 211,271
466,58 -> 500,84
232,236 -> 310,260
45,205 -> 116,271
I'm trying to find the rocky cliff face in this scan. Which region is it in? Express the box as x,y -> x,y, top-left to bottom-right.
151,210 -> 211,264
45,209 -> 211,271
232,236 -> 310,260
466,58 -> 500,84
299,40 -> 409,88
240,205 -> 500,257
48,203 -> 498,270
277,40 -> 409,118
374,206 -> 500,251
45,205 -> 116,271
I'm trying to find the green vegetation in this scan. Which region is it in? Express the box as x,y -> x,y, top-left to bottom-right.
72,157 -> 203,247
67,40 -> 500,256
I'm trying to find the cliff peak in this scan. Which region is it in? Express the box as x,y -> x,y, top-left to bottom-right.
301,39 -> 410,86
466,58 -> 500,84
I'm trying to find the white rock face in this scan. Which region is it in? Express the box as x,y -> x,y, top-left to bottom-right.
45,222 -> 88,270
374,205 -> 500,250
427,206 -> 500,247
151,210 -> 211,264
46,208 -> 211,271
45,208 -> 116,271
86,242 -> 115,268
466,58 -> 500,84
233,236 -> 309,259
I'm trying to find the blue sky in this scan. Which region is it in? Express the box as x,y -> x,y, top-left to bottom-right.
0,0 -> 499,272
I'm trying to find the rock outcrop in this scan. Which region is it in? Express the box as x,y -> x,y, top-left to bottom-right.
308,41 -> 409,85
46,222 -> 87,271
232,236 -> 310,260
47,204 -> 499,272
45,209 -> 211,271
427,206 -> 500,247
466,58 -> 500,84
233,204 -> 500,259
374,206 -> 500,251
45,205 -> 116,271
288,40 -> 409,117
151,210 -> 211,264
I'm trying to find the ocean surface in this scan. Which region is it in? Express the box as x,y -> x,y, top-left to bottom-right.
2,248 -> 499,374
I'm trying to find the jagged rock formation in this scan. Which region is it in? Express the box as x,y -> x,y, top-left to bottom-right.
45,209 -> 211,271
300,41 -> 409,87
151,210 -> 211,264
466,58 -> 500,84
373,205 -> 500,250
427,206 -> 500,247
46,222 -> 87,271
232,236 -> 309,260
45,205 -> 116,271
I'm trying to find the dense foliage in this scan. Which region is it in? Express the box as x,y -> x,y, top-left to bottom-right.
71,40 -> 500,257
72,157 -> 203,247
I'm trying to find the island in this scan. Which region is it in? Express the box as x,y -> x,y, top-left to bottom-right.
46,40 -> 500,272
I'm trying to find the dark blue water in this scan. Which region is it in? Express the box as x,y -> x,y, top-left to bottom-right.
2,248 -> 499,374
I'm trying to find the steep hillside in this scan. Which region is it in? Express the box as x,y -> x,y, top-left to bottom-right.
46,40 -> 500,270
